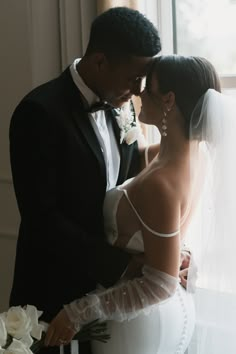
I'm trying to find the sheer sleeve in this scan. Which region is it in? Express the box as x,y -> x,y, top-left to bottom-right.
64,265 -> 178,331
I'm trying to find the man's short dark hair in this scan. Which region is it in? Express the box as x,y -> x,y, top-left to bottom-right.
85,7 -> 161,58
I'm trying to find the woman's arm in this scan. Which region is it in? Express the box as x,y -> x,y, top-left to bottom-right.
44,177 -> 180,347
45,265 -> 178,346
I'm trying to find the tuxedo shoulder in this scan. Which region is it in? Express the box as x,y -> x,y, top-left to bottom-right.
16,66 -> 76,112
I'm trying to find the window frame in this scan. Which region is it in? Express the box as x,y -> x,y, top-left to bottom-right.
171,0 -> 236,90
144,0 -> 236,143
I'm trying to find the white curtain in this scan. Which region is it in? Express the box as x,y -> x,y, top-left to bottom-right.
59,0 -> 97,69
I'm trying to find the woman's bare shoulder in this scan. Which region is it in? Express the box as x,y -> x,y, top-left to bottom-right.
136,169 -> 181,234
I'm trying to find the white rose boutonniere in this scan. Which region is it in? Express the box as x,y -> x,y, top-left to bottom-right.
116,102 -> 142,145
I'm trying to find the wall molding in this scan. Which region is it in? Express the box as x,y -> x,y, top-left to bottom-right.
0,175 -> 12,184
220,75 -> 236,89
29,0 -> 61,87
0,230 -> 17,241
59,0 -> 96,69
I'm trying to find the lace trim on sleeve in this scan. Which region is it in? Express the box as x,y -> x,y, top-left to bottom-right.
64,265 -> 178,330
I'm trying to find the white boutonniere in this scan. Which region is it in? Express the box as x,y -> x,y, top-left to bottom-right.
115,102 -> 141,145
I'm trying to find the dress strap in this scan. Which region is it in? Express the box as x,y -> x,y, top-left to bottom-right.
121,188 -> 180,237
144,145 -> 150,167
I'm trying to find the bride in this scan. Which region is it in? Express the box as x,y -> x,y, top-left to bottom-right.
44,55 -> 235,353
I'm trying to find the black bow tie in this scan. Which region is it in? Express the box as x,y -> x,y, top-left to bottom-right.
88,101 -> 113,113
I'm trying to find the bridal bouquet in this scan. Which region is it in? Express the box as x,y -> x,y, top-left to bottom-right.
0,305 -> 110,353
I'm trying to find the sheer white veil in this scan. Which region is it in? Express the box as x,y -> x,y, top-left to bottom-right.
186,89 -> 236,353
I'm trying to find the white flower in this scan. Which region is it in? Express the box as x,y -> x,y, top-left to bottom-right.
116,102 -> 140,145
0,316 -> 7,347
118,104 -> 134,127
4,306 -> 31,339
124,126 -> 141,145
4,305 -> 43,346
2,338 -> 33,354
24,306 -> 43,341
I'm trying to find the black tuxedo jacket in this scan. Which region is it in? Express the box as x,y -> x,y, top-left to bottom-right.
9,67 -> 140,323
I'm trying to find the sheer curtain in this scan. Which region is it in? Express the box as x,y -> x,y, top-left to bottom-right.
97,0 -> 142,14
58,0 -> 97,69
184,90 -> 236,354
27,0 -> 97,84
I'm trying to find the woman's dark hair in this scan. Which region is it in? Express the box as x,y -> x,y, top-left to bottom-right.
85,7 -> 161,58
147,55 -> 221,138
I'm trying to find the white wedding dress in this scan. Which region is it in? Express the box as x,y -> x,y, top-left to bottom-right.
92,178 -> 195,354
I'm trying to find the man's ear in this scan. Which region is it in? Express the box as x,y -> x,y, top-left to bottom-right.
162,91 -> 175,112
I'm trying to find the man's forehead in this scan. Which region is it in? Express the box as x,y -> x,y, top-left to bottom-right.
124,56 -> 154,75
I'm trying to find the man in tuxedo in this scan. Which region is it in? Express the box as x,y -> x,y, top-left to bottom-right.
9,7 -> 161,354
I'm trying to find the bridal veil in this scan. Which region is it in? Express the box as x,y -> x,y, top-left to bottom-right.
186,89 -> 236,353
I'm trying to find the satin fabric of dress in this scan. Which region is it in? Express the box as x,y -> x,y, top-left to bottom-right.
92,185 -> 195,354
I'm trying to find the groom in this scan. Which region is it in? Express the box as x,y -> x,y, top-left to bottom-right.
9,7 -> 161,354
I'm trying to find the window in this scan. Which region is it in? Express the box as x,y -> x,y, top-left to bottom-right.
143,0 -> 236,142
173,0 -> 236,95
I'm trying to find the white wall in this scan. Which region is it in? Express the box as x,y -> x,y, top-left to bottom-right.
0,0 -> 96,312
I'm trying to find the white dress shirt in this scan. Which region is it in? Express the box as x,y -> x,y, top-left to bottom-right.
70,58 -> 120,190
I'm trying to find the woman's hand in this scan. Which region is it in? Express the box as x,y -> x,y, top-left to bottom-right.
44,309 -> 76,347
179,250 -> 191,288
179,250 -> 198,291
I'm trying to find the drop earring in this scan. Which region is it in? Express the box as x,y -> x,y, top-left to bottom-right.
161,111 -> 168,137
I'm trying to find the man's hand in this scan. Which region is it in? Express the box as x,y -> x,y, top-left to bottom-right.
122,253 -> 145,280
179,250 -> 191,289
44,309 -> 76,347
179,250 -> 198,291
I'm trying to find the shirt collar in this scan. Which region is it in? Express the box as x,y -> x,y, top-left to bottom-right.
70,58 -> 100,107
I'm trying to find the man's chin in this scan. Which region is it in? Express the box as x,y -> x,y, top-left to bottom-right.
111,97 -> 132,108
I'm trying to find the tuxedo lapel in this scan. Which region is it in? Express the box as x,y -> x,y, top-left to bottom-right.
72,109 -> 106,172
108,110 -> 130,185
61,68 -> 106,181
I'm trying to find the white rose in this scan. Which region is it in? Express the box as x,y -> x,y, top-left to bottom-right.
119,130 -> 125,144
24,305 -> 43,340
117,110 -> 127,127
5,305 -> 43,342
124,126 -> 140,145
3,339 -> 33,354
117,103 -> 134,128
5,307 -> 32,340
0,315 -> 7,348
